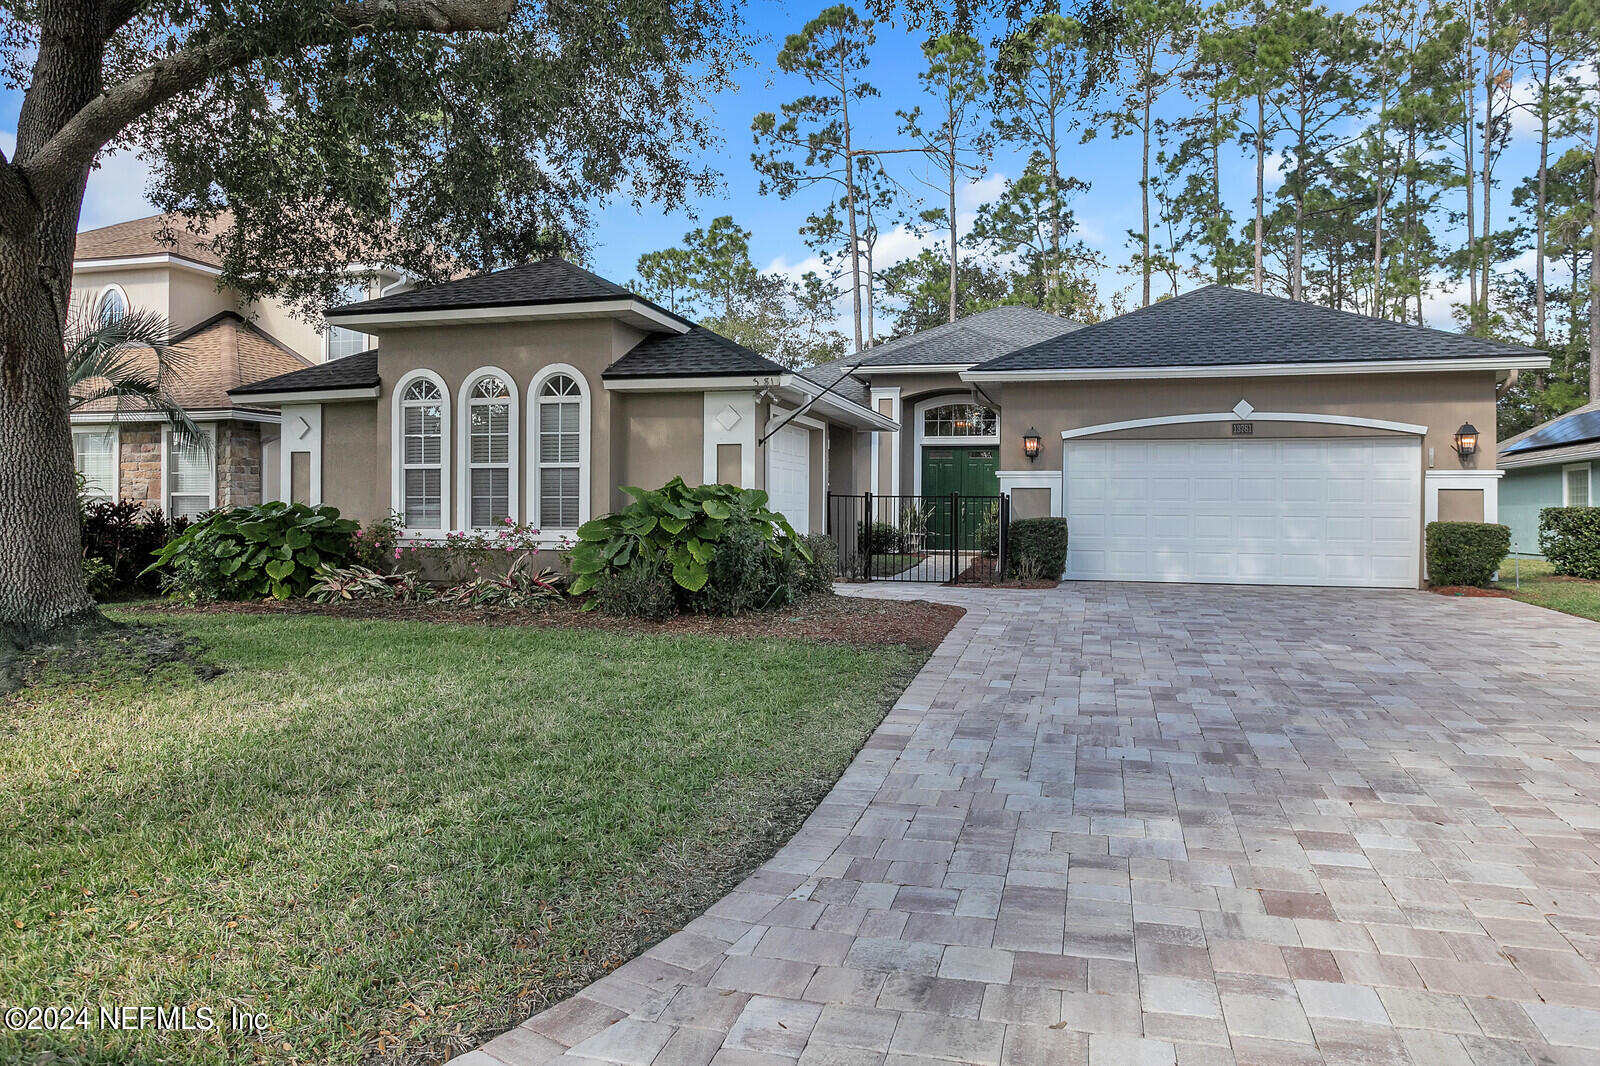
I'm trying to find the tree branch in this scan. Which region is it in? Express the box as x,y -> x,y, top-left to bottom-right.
19,0 -> 516,193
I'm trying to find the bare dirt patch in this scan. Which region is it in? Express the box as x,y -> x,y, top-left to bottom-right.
124,593 -> 965,652
953,555 -> 1060,589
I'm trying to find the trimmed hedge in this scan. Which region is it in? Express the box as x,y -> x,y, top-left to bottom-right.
1539,507 -> 1600,579
1425,521 -> 1509,587
1007,517 -> 1068,578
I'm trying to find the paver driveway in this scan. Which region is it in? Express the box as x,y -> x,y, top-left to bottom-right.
468,583 -> 1600,1066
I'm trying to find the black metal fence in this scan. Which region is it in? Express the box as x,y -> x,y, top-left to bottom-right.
826,492 -> 1010,583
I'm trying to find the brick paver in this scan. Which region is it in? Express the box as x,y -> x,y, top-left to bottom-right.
472,583 -> 1600,1066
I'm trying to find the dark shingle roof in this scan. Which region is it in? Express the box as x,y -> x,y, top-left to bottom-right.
603,326 -> 789,379
1501,401 -> 1600,456
231,350 -> 379,395
865,305 -> 1084,366
798,306 -> 1084,407
976,285 -> 1542,372
327,256 -> 685,321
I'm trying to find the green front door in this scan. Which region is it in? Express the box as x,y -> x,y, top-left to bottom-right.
922,447 -> 999,548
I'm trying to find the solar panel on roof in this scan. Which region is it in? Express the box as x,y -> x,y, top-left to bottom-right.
1503,408 -> 1600,454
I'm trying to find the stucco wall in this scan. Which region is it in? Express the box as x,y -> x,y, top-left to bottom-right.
991,371 -> 1500,473
1500,466 -> 1562,556
612,391 -> 703,507
322,402 -> 381,523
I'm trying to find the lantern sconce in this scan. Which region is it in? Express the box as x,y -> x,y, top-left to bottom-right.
1452,422 -> 1479,460
1022,427 -> 1042,463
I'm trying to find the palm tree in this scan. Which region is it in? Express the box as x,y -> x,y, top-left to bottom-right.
66,307 -> 204,445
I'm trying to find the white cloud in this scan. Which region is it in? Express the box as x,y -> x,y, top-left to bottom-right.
80,149 -> 157,229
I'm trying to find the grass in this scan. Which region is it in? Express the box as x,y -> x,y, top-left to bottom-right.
1493,556 -> 1600,622
1,612 -> 926,1065
868,553 -> 925,576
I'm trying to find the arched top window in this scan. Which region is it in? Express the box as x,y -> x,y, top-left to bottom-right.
396,374 -> 448,532
404,379 -> 442,402
533,369 -> 586,531
97,285 -> 128,327
923,403 -> 997,439
463,372 -> 516,528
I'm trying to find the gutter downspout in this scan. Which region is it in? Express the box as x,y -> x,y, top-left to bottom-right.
1495,369 -> 1519,398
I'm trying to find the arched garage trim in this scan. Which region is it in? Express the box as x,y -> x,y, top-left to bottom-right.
1060,411 -> 1428,440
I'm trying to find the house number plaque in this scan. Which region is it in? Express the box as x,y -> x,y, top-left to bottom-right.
1232,423 -> 1254,436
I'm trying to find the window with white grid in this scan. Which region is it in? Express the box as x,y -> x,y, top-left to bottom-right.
468,375 -> 513,527
402,378 -> 446,529
538,374 -> 582,528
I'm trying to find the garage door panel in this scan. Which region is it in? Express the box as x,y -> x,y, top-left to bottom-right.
1064,437 -> 1420,589
767,425 -> 810,534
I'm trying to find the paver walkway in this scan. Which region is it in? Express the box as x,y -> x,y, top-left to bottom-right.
466,583 -> 1600,1066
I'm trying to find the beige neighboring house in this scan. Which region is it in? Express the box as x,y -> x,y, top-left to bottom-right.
231,261 -> 1546,589
68,212 -> 413,517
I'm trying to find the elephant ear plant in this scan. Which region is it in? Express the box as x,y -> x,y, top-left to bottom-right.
145,502 -> 361,601
568,478 -> 809,603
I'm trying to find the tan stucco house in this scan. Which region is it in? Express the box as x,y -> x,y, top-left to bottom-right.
232,262 -> 1546,589
69,213 -> 413,517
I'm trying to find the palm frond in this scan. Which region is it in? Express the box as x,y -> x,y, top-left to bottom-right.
64,305 -> 207,449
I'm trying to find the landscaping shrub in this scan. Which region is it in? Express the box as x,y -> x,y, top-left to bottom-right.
80,499 -> 189,598
146,502 -> 360,601
309,565 -> 434,604
569,478 -> 809,615
350,512 -> 403,573
1539,507 -> 1600,579
439,559 -> 564,608
591,547 -> 678,619
1006,517 -> 1068,579
796,533 -> 839,595
858,520 -> 900,555
1426,521 -> 1510,587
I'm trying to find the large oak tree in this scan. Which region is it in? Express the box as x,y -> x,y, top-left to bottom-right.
0,0 -> 745,643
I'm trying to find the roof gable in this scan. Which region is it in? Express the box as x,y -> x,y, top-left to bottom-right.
975,285 -> 1543,373
326,256 -> 683,322
860,305 -> 1084,367
603,326 -> 788,379
75,211 -> 230,269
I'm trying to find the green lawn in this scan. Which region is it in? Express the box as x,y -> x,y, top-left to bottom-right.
1,613 -> 925,1065
1494,556 -> 1600,622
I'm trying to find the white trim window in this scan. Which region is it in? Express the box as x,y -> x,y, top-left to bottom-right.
163,425 -> 216,520
73,425 -> 119,500
533,368 -> 587,531
396,374 -> 450,533
96,284 -> 128,327
922,402 -> 998,441
1565,463 -> 1591,508
461,370 -> 519,528
325,282 -> 369,360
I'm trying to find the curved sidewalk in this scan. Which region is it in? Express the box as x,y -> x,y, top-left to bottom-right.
465,582 -> 1600,1066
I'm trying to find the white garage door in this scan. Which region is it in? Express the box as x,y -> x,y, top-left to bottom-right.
1064,437 -> 1421,588
767,424 -> 811,534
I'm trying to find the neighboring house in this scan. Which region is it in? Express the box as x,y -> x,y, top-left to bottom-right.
69,212 -> 413,515
1498,401 -> 1600,556
232,263 -> 1545,589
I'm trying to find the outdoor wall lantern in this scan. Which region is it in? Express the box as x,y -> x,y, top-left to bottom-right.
1022,427 -> 1042,462
1452,422 -> 1479,459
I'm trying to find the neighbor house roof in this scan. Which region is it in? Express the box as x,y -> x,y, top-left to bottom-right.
325,256 -> 687,323
75,310 -> 313,414
603,326 -> 789,379
75,211 -> 231,269
972,285 -> 1545,373
1499,401 -> 1600,467
800,305 -> 1085,407
230,349 -> 380,397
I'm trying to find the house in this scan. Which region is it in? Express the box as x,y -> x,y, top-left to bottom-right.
1498,401 -> 1600,556
232,263 -> 1546,589
68,212 -> 414,516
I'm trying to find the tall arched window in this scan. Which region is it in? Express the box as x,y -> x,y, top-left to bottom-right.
536,373 -> 583,529
399,377 -> 447,531
97,285 -> 128,327
464,373 -> 516,528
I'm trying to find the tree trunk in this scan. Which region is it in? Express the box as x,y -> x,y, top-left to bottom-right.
1254,90 -> 1265,293
1211,92 -> 1223,284
0,179 -> 100,643
1589,96 -> 1599,403
1141,87 -> 1152,306
948,140 -> 958,324
840,45 -> 863,353
1535,55 -> 1550,347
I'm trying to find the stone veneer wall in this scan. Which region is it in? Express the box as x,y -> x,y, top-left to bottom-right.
118,426 -> 162,506
113,420 -> 264,513
216,421 -> 261,508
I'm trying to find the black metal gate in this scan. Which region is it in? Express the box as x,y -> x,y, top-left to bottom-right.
826,492 -> 1010,583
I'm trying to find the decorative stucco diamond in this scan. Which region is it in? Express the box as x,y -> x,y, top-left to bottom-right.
715,404 -> 742,432
1232,399 -> 1254,419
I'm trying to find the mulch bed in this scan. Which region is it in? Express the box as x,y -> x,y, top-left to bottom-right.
1428,585 -> 1511,598
953,555 -> 1059,589
123,593 -> 966,651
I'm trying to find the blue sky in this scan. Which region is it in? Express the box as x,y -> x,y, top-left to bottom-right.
1,1 -> 1572,336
